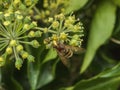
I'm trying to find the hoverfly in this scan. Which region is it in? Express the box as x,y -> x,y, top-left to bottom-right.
52,41 -> 85,68
44,38 -> 85,68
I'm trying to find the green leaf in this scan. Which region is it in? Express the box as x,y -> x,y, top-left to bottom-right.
61,63 -> 120,90
11,77 -> 23,90
74,63 -> 120,90
74,77 -> 120,90
59,86 -> 74,90
27,61 -> 41,90
42,48 -> 57,64
36,65 -> 54,89
1,62 -> 23,90
0,69 -> 1,83
65,0 -> 89,14
80,1 -> 117,73
27,46 -> 44,90
27,47 -> 57,90
98,63 -> 120,78
112,0 -> 120,7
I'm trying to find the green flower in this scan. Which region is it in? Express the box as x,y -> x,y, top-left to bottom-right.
0,11 -> 40,69
34,0 -> 70,22
38,13 -> 84,48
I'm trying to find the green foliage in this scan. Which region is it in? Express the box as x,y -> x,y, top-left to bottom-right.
42,48 -> 57,64
61,64 -> 120,90
81,0 -> 117,73
65,0 -> 89,14
112,0 -> 120,7
0,0 -> 120,90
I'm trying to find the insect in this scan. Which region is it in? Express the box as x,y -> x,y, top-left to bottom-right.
52,41 -> 84,68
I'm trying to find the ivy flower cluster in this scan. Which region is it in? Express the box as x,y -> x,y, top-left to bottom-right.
0,10 -> 41,69
0,0 -> 37,16
38,13 -> 84,48
34,0 -> 69,22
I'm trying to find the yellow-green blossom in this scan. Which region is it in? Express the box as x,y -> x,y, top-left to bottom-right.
3,21 -> 10,26
38,13 -> 84,48
0,11 -> 40,69
6,47 -> 13,54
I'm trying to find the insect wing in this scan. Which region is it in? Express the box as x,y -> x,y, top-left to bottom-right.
69,46 -> 85,54
56,49 -> 70,68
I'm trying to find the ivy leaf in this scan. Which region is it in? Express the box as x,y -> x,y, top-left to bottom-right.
74,63 -> 120,90
36,65 -> 54,89
112,0 -> 120,7
65,0 -> 88,14
98,63 -> 120,78
74,77 -> 120,90
1,61 -> 23,90
27,47 -> 57,90
27,46 -> 44,90
61,63 -> 120,90
80,0 -> 117,73
42,48 -> 57,64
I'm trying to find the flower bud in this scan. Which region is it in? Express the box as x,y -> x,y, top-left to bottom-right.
0,57 -> 5,67
15,58 -> 23,70
43,28 -> 48,33
68,16 -> 75,24
28,31 -> 35,38
14,0 -> 21,5
60,32 -> 68,40
17,15 -> 23,20
20,51 -> 29,59
3,21 -> 10,26
15,10 -> 21,14
10,40 -> 17,46
25,0 -> 32,6
48,17 -> 53,22
69,39 -> 78,46
72,35 -> 79,40
31,40 -> 40,48
30,21 -> 37,28
16,45 -> 23,52
27,55 -> 35,62
23,24 -> 30,30
45,10 -> 50,16
52,21 -> 59,29
4,13 -> 10,17
51,34 -> 58,41
24,16 -> 31,23
6,47 -> 13,54
0,57 -> 4,62
35,31 -> 42,37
